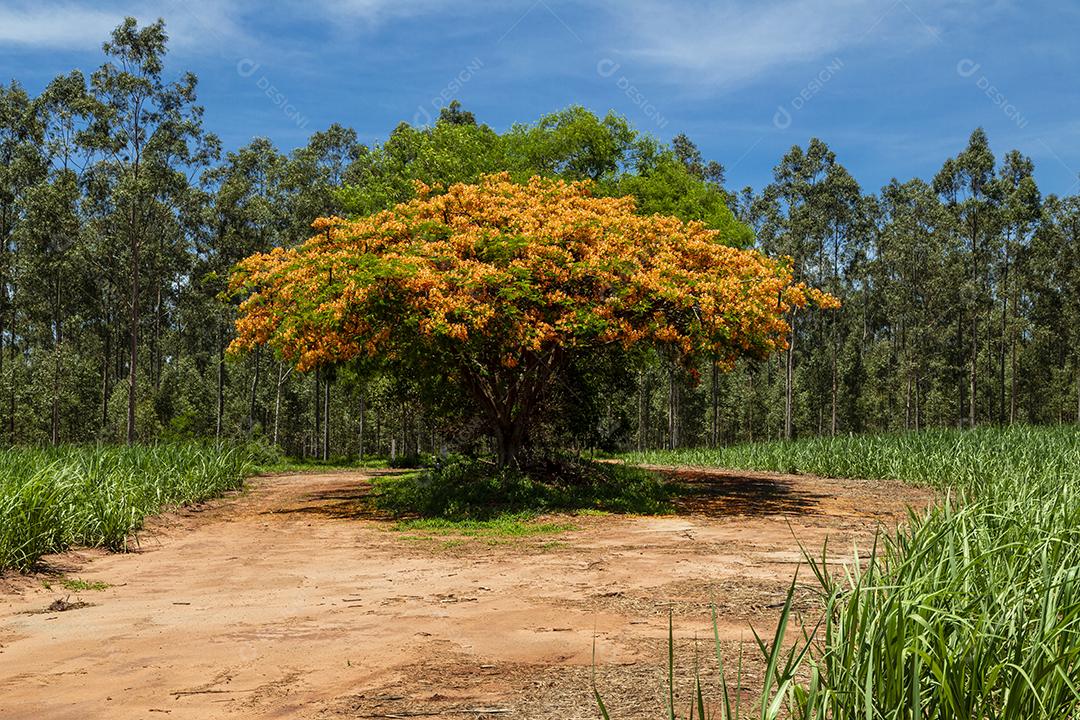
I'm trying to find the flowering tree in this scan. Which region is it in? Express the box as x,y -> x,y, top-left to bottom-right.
230,174 -> 837,466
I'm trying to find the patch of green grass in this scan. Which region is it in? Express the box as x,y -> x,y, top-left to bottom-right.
620,424 -> 1079,493
394,513 -> 576,537
390,512 -> 574,551
371,455 -> 671,520
58,578 -> 109,592
0,443 -> 252,572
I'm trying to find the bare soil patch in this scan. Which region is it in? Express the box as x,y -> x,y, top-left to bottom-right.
0,467 -> 929,719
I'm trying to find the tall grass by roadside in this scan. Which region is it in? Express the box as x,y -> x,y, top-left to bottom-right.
605,425 -> 1080,719
623,424 -> 1080,492
0,444 -> 252,572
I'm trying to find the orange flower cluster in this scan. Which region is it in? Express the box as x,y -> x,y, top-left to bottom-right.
229,174 -> 838,372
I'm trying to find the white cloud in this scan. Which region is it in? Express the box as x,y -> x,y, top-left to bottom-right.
0,1 -> 248,53
0,4 -> 120,48
312,0 -> 462,25
598,0 -> 954,88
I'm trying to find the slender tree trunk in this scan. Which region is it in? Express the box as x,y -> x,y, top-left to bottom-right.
905,371 -> 912,431
322,373 -> 330,461
127,230 -> 139,445
52,274 -> 62,445
357,388 -> 365,460
747,365 -> 754,443
153,282 -> 162,390
1009,325 -> 1018,423
636,372 -> 645,452
957,312 -> 965,427
710,361 -> 719,447
101,316 -> 110,434
914,371 -> 922,431
830,317 -> 838,436
784,312 -> 796,441
215,321 -> 225,440
313,367 -> 321,458
667,366 -> 678,450
273,361 -> 287,446
970,313 -> 977,428
8,290 -> 16,443
247,345 -> 261,436
999,248 -> 1009,424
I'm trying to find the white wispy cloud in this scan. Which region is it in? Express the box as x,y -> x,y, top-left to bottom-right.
0,1 -> 248,52
595,0 -> 964,89
315,0 -> 458,23
0,4 -> 122,49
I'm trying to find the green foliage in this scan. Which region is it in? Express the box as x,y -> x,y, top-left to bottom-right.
393,514 -> 574,538
0,443 -> 252,571
57,578 -> 110,591
370,456 -> 671,519
622,424 -> 1079,492
615,425 -> 1080,718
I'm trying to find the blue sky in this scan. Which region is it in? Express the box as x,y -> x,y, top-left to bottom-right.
1,0 -> 1077,196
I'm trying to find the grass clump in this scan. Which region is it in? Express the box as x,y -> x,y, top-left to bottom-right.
371,454 -> 671,520
606,425 -> 1080,719
622,424 -> 1080,493
394,514 -> 576,537
0,443 -> 251,572
55,578 -> 110,592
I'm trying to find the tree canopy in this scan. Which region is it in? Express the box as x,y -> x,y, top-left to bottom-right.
230,173 -> 835,464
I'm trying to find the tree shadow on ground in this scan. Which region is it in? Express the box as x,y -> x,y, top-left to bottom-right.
665,469 -> 825,517
263,467 -> 826,521
263,483 -> 389,521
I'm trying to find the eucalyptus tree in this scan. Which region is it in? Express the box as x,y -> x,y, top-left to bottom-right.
994,150 -> 1040,422
0,81 -> 47,441
1027,196 -> 1080,423
19,72 -> 99,443
196,138 -> 287,439
874,179 -> 952,429
81,17 -> 218,443
933,129 -> 1000,427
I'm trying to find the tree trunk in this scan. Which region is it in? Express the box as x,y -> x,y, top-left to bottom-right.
273,361 -> 286,446
52,273 -> 62,445
784,312 -> 796,441
127,231 -> 139,445
8,289 -> 16,443
969,313 -> 977,428
494,420 -> 526,468
830,316 -> 838,436
101,318 -> 110,434
311,368 -> 321,459
667,366 -> 678,450
247,345 -> 261,436
215,321 -> 225,439
636,372 -> 645,452
957,311 -> 965,427
710,361 -> 719,447
322,373 -> 330,461
357,389 -> 365,460
153,282 -> 162,390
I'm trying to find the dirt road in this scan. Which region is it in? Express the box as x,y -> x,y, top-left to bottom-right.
0,468 -> 928,719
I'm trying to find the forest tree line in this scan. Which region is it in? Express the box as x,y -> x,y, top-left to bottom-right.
0,18 -> 1077,457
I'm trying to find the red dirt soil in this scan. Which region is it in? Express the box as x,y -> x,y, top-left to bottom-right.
0,467 -> 930,719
